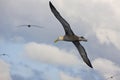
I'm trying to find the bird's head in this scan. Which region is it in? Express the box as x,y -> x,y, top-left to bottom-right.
28,25 -> 31,27
54,36 -> 64,43
79,36 -> 87,42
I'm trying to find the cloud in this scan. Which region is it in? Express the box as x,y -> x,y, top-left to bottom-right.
59,71 -> 81,80
1,0 -> 120,80
0,60 -> 11,80
11,63 -> 47,80
10,36 -> 25,43
57,58 -> 120,80
94,28 -> 120,49
1,0 -> 120,49
52,0 -> 120,50
0,36 -> 5,44
23,42 -> 106,80
0,0 -> 54,43
24,42 -> 82,66
58,66 -> 105,80
11,65 -> 34,79
93,58 -> 120,79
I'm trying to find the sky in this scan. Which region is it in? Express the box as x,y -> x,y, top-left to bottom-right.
0,0 -> 120,80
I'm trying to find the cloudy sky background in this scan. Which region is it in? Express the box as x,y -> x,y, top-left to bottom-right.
0,0 -> 120,80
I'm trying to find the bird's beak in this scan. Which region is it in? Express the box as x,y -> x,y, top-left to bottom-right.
54,39 -> 58,43
83,39 -> 87,42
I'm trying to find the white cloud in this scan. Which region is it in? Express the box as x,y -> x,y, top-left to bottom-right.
1,0 -> 120,49
94,28 -> 120,49
52,0 -> 120,50
24,42 -> 82,66
23,42 -> 107,80
58,66 -> 104,80
11,65 -> 34,79
0,60 -> 11,80
60,71 -> 81,80
1,0 -> 120,79
93,58 -> 120,80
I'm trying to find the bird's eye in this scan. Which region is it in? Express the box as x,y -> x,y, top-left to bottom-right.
81,36 -> 84,38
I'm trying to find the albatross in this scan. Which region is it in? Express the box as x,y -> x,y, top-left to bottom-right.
49,1 -> 93,68
0,53 -> 8,56
17,25 -> 43,28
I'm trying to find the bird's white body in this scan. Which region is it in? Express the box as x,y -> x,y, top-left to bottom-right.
55,35 -> 87,42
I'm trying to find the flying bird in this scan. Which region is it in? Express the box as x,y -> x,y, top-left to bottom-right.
49,1 -> 93,68
0,53 -> 8,56
106,73 -> 120,80
17,25 -> 43,28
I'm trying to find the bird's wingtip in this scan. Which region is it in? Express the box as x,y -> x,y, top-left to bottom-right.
90,65 -> 93,68
49,1 -> 53,8
89,63 -> 93,68
85,59 -> 93,68
49,1 -> 52,5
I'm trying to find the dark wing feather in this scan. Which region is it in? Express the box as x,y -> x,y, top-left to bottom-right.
17,25 -> 28,27
0,54 -> 8,56
72,41 -> 93,68
30,25 -> 44,28
49,1 -> 74,35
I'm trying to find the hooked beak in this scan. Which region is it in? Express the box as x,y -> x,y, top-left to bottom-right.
83,39 -> 87,42
54,39 -> 58,43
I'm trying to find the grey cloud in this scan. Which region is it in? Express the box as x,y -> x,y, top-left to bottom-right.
11,62 -> 46,80
1,0 -> 120,47
1,0 -> 120,80
0,0 -> 57,43
93,58 -> 120,79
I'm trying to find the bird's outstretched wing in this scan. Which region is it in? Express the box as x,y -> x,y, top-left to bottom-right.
0,54 -> 9,56
30,25 -> 44,28
17,25 -> 43,28
49,1 -> 74,35
17,25 -> 28,27
72,41 -> 93,68
106,73 -> 120,80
